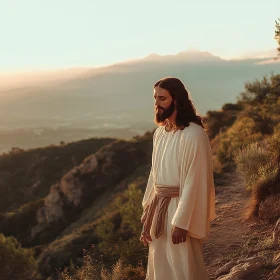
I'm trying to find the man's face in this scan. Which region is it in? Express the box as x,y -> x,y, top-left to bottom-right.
153,86 -> 175,123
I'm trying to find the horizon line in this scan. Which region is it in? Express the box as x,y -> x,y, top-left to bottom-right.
0,48 -> 278,75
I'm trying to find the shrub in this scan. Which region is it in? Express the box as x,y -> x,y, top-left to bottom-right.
235,134 -> 280,221
258,194 -> 280,223
59,182 -> 148,279
94,183 -> 147,266
0,233 -> 38,280
0,199 -> 44,246
221,103 -> 243,111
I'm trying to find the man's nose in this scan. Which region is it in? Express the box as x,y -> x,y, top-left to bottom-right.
155,98 -> 159,106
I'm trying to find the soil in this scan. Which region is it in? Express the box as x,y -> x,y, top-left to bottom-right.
203,172 -> 277,279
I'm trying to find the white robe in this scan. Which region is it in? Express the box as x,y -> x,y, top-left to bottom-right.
142,122 -> 216,280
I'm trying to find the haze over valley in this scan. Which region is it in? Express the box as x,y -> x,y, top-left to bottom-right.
1,49 -> 279,153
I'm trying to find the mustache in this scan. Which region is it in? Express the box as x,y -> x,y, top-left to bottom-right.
156,106 -> 164,110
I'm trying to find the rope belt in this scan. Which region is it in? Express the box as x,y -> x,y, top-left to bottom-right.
141,184 -> 179,239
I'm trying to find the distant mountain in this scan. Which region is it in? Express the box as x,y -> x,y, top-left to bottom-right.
0,68 -> 93,92
0,127 -> 140,155
143,49 -> 223,62
0,49 -> 279,152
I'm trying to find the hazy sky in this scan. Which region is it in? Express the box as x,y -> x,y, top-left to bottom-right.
1,0 -> 279,71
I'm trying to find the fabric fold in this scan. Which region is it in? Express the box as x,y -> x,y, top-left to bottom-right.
141,184 -> 179,239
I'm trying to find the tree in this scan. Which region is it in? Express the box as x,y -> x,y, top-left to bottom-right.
275,18 -> 280,56
0,234 -> 38,280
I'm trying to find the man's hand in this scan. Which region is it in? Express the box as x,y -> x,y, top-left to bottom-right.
171,226 -> 187,244
140,231 -> 152,246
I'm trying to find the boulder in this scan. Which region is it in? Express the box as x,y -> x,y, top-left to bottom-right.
216,256 -> 264,280
273,219 -> 280,246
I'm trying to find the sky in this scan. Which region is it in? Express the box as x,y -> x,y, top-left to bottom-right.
0,0 -> 279,72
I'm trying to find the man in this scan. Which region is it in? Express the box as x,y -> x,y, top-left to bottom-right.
140,77 -> 216,280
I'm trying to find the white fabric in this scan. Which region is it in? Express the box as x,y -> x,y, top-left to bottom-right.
142,122 -> 216,280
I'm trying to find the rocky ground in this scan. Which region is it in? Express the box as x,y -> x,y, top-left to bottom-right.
204,172 -> 280,280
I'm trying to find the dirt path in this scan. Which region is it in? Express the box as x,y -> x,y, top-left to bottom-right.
203,172 -> 251,278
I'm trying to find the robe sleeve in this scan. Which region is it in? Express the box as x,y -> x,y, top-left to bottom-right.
141,128 -> 158,210
171,127 -> 216,240
142,169 -> 155,210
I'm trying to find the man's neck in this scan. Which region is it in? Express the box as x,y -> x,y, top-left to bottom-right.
165,120 -> 177,132
164,110 -> 177,132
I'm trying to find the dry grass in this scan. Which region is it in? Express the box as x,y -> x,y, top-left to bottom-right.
59,249 -> 146,280
258,194 -> 280,222
221,234 -> 275,266
234,142 -> 270,190
234,136 -> 280,222
101,260 -> 146,280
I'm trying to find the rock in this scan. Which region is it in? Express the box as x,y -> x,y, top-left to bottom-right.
60,167 -> 84,206
31,140 -> 151,238
31,183 -> 64,237
274,253 -> 280,266
273,219 -> 280,246
236,256 -> 265,264
268,276 -> 280,280
273,264 -> 280,274
217,273 -> 241,280
230,262 -> 262,277
268,265 -> 280,280
216,256 -> 263,280
215,261 -> 237,277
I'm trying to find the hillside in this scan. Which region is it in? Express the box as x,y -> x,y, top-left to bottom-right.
0,137 -> 116,213
0,137 -> 116,250
0,130 -> 154,278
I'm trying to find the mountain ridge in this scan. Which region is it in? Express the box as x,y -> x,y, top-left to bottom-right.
1,49 -> 278,91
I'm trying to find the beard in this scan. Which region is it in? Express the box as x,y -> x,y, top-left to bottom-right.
155,100 -> 175,123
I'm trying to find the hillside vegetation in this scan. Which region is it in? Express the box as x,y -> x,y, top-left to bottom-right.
208,74 -> 280,223
0,131 -> 154,279
0,137 -> 115,212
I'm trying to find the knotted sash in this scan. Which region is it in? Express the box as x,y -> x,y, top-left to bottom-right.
141,184 -> 179,239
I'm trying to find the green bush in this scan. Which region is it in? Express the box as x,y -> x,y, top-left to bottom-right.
213,74 -> 280,170
0,199 -> 44,246
94,183 -> 147,266
59,182 -> 148,279
0,233 -> 38,280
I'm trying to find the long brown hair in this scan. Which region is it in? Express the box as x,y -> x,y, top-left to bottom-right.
154,77 -> 206,130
